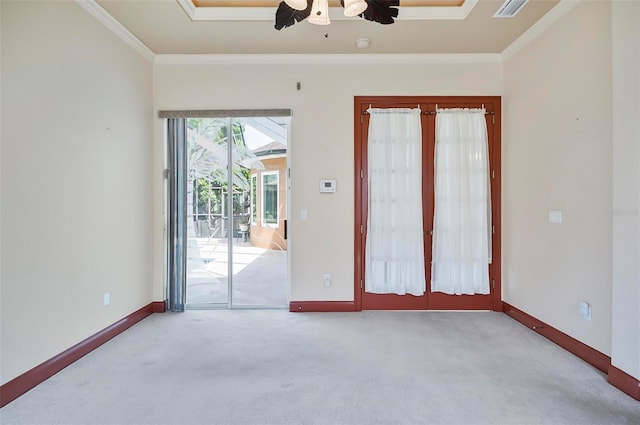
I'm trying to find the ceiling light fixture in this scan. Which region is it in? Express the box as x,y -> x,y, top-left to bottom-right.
275,0 -> 399,31
308,0 -> 330,26
343,0 -> 368,17
284,0 -> 307,10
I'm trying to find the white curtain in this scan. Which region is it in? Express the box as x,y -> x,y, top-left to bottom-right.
431,108 -> 491,295
365,108 -> 426,296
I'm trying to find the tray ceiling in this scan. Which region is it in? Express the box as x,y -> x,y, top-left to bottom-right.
95,0 -> 559,55
190,1 -> 464,6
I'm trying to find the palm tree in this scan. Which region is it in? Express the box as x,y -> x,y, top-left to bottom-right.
186,118 -> 264,239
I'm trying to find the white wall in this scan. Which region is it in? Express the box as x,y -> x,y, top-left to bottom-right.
611,0 -> 640,380
503,2 -> 613,355
153,60 -> 503,302
0,1 -> 154,384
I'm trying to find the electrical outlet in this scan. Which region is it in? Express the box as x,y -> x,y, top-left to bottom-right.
103,292 -> 111,306
323,274 -> 331,287
578,301 -> 591,322
549,209 -> 563,224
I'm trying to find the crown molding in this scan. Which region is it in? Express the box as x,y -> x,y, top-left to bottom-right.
401,0 -> 479,20
154,53 -> 502,65
177,0 -> 479,21
177,0 -> 197,18
74,0 -> 577,67
501,0 -> 580,60
74,0 -> 155,62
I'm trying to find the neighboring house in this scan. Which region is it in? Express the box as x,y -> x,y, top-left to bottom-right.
249,141 -> 287,251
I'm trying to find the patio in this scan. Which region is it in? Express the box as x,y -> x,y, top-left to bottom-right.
186,236 -> 288,307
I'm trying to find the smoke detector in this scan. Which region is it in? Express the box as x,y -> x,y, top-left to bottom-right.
356,38 -> 370,49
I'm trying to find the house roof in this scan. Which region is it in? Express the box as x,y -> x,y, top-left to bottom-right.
252,141 -> 287,157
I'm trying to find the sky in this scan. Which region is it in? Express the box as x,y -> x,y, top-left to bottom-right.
244,124 -> 276,150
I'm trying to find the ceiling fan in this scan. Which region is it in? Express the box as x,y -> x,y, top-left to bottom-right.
275,0 -> 400,30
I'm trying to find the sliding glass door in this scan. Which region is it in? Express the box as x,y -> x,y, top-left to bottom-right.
185,117 -> 231,306
165,112 -> 290,310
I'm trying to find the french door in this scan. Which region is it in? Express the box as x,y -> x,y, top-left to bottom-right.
354,96 -> 501,311
164,110 -> 291,311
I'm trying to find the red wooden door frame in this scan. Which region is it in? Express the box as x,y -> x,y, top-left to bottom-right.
354,96 -> 502,311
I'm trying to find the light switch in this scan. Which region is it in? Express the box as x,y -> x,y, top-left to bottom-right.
549,210 -> 563,224
301,209 -> 308,220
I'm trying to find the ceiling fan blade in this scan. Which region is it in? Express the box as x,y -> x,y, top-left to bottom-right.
275,1 -> 313,30
360,0 -> 399,25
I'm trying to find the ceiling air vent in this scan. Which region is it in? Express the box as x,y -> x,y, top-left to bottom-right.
494,0 -> 530,18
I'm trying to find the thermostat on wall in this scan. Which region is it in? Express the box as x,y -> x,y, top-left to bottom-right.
320,179 -> 336,193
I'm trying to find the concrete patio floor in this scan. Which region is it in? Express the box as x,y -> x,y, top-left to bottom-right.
186,237 -> 288,308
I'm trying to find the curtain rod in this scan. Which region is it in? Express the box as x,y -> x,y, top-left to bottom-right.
362,110 -> 495,116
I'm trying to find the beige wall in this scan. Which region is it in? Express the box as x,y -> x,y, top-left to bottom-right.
611,0 -> 640,379
153,60 -> 503,302
0,1 -> 153,384
503,2 -> 613,355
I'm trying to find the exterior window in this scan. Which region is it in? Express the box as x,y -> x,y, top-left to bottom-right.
251,174 -> 257,224
262,171 -> 278,226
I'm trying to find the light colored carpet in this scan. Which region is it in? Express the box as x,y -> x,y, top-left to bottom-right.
1,311 -> 639,425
